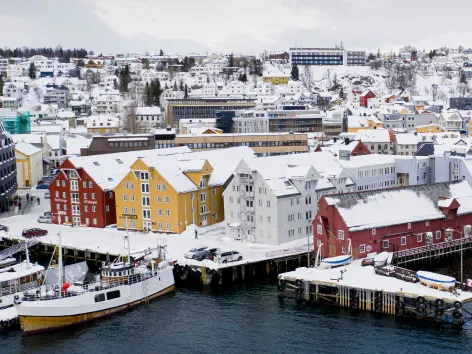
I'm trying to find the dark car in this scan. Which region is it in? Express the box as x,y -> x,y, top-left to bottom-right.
194,248 -> 218,261
36,184 -> 49,190
22,228 -> 48,238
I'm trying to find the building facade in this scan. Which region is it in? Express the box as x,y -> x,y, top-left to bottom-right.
0,120 -> 17,209
290,48 -> 366,66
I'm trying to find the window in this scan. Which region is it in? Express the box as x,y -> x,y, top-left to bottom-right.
288,229 -> 295,237
123,194 -> 128,201
57,180 -> 60,187
266,201 -> 270,207
91,193 -> 96,200
62,180 -> 66,187
124,207 -> 128,214
93,218 -> 97,225
158,209 -> 162,216
129,183 -> 134,189
359,244 -> 366,253
131,207 -> 136,214
141,183 -> 150,193
157,196 -> 162,203
212,188 -> 216,195
401,236 -> 406,246
382,240 -> 389,249
140,172 -> 149,180
166,209 -> 170,216
166,222 -> 171,230
317,225 -> 322,235
72,205 -> 80,215
288,214 -> 295,222
202,205 -> 207,214
124,182 -> 129,189
417,233 -> 423,243
162,184 -> 166,191
95,293 -> 105,303
89,182 -> 93,188
436,231 -> 441,239
142,196 -> 150,206
106,290 -> 120,300
200,179 -> 206,188
84,193 -> 88,200
425,221 -> 429,226
71,193 -> 79,203
142,209 -> 151,219
267,216 -> 271,222
342,246 -> 346,254
372,228 -> 376,235
92,206 -> 96,212
338,230 -> 344,240
165,196 -> 170,203
201,193 -> 206,202
407,223 -> 411,229
55,191 -> 59,198
63,192 -> 66,198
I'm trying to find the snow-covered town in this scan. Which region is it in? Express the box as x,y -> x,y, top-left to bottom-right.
2,1 -> 472,350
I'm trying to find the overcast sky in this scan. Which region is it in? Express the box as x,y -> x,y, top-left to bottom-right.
1,0 -> 470,54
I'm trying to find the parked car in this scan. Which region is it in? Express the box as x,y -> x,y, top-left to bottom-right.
22,228 -> 48,238
194,248 -> 218,262
0,224 -> 6,231
220,251 -> 243,263
44,192 -> 50,199
37,216 -> 52,224
36,184 -> 49,190
105,224 -> 117,229
184,246 -> 208,259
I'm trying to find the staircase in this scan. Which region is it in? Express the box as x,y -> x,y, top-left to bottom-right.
0,239 -> 40,260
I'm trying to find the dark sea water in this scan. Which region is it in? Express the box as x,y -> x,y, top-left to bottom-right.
2,257 -> 472,354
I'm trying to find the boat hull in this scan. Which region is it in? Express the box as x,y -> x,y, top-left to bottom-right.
19,284 -> 174,335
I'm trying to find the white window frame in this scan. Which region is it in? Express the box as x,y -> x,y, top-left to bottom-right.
417,233 -> 423,243
338,230 -> 344,240
401,236 -> 407,246
359,244 -> 366,253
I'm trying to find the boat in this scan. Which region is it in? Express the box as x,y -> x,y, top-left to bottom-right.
417,270 -> 456,291
320,254 -> 352,269
373,252 -> 390,267
16,232 -> 175,335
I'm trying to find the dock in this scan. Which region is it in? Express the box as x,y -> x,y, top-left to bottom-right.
278,260 -> 472,328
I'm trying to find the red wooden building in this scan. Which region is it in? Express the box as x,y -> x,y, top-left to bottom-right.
360,90 -> 376,107
48,159 -> 116,228
313,181 -> 472,259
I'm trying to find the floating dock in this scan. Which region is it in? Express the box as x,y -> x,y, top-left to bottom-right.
278,260 -> 472,327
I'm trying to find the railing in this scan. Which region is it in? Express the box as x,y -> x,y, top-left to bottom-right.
0,280 -> 41,297
393,237 -> 472,263
22,269 -> 162,302
0,239 -> 40,261
266,244 -> 313,259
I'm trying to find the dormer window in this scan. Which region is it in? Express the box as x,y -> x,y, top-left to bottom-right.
200,178 -> 206,189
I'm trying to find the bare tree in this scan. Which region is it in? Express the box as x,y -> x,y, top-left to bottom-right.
121,102 -> 144,134
458,82 -> 468,97
302,66 -> 312,89
431,85 -> 439,101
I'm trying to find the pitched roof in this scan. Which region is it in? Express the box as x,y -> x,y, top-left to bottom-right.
15,142 -> 42,156
66,147 -> 191,191
325,181 -> 472,231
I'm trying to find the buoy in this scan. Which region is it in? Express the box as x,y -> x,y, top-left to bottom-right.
62,282 -> 70,289
454,301 -> 462,310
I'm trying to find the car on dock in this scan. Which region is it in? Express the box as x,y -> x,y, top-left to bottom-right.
194,248 -> 218,262
44,192 -> 50,199
184,246 -> 208,259
22,228 -> 48,238
220,251 -> 243,263
37,216 -> 52,224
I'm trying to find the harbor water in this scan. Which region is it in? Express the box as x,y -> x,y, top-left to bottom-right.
1,259 -> 472,353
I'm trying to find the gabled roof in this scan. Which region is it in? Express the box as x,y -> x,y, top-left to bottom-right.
65,147 -> 191,191
325,181 -> 472,231
15,142 -> 42,156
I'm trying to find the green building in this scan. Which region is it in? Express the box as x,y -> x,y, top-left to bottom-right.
0,110 -> 31,134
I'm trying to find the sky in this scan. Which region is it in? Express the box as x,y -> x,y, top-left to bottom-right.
0,0 -> 471,55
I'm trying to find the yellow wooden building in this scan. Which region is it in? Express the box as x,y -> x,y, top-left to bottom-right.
416,123 -> 446,133
15,142 -> 43,189
263,75 -> 290,85
86,115 -> 120,135
114,156 -> 224,233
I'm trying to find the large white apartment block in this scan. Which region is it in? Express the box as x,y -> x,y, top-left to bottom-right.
223,152 -> 355,245
232,110 -> 269,133
340,155 -> 397,191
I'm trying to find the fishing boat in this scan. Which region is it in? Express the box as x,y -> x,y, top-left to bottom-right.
16,232 -> 175,335
320,254 -> 352,269
417,271 -> 456,291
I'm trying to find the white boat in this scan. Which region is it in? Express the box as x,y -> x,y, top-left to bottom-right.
16,232 -> 175,335
320,255 -> 352,269
417,271 -> 456,291
0,257 -> 17,268
373,252 -> 390,267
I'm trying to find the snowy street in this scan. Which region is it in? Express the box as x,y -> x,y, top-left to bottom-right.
0,188 -> 311,269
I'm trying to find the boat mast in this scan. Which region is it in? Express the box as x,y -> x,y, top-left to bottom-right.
126,216 -> 131,264
58,216 -> 63,298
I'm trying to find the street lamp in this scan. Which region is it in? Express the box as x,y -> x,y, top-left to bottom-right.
445,226 -> 470,287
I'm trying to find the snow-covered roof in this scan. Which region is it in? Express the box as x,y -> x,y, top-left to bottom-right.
355,129 -> 392,143
65,135 -> 91,156
15,141 -> 42,156
11,133 -> 45,146
135,107 -> 162,116
86,115 -> 119,128
395,133 -> 420,145
339,154 -> 396,169
325,181 -> 472,231
57,110 -> 76,119
67,147 -> 192,191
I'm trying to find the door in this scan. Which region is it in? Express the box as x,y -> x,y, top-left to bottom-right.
328,243 -> 337,257
201,216 -> 208,227
73,217 -> 81,226
143,222 -> 152,231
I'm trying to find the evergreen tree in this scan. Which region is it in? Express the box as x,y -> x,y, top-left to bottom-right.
119,64 -> 131,93
28,63 -> 36,79
179,80 -> 184,91
144,82 -> 153,106
159,49 -> 164,56
150,79 -> 162,106
113,78 -> 118,90
184,84 -> 188,99
0,76 -> 3,98
238,73 -> 247,83
206,76 -> 210,83
460,71 -> 468,85
229,53 -> 235,67
291,65 -> 299,81
173,81 -> 178,90
339,87 -> 346,100
141,58 -> 150,69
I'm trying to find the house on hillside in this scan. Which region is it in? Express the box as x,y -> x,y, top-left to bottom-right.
360,90 -> 375,107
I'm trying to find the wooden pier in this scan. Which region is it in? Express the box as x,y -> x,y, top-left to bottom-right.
277,262 -> 472,328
